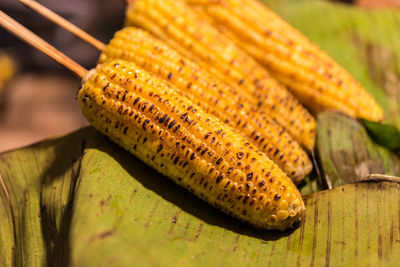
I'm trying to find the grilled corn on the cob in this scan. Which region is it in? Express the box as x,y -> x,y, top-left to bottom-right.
185,0 -> 383,121
125,0 -> 316,150
78,59 -> 305,230
98,27 -> 312,182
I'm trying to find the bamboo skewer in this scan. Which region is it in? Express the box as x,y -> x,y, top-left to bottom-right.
0,10 -> 88,78
19,0 -> 106,51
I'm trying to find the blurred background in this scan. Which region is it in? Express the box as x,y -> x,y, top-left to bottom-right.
0,0 -> 125,152
0,0 -> 399,152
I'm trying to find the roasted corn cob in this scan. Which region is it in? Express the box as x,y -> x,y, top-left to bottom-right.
78,59 -> 305,230
98,27 -> 312,182
185,0 -> 383,122
125,0 -> 317,150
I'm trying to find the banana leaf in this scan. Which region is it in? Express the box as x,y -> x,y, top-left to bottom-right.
317,112 -> 400,188
1,127 -> 400,266
1,0 -> 400,266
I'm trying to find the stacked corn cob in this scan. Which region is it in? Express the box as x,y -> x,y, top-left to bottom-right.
183,0 -> 384,122
99,27 -> 312,182
78,59 -> 305,230
125,0 -> 317,151
5,0 -> 385,232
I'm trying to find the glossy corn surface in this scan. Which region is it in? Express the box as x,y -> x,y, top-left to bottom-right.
125,0 -> 316,150
99,27 -> 312,182
78,59 -> 305,230
185,0 -> 383,121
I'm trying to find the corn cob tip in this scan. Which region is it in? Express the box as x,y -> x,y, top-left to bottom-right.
359,102 -> 384,122
264,192 -> 305,231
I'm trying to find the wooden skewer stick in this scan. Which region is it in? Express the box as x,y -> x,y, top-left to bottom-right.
19,0 -> 106,51
0,10 -> 87,79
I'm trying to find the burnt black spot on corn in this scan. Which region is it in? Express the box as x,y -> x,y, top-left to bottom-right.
78,59 -> 305,230
99,27 -> 312,182
125,0 -> 316,150
184,0 -> 383,122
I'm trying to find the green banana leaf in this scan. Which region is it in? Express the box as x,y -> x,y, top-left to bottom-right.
1,127 -> 400,266
317,112 -> 400,188
1,0 -> 400,266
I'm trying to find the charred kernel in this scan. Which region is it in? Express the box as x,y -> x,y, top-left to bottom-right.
243,196 -> 249,204
168,120 -> 177,129
167,72 -> 173,79
258,181 -> 265,187
237,152 -> 244,159
245,183 -> 250,191
216,158 -> 223,165
200,148 -> 208,156
157,144 -> 163,153
173,156 -> 179,164
274,194 -> 281,201
181,112 -> 188,119
148,103 -> 155,111
164,116 -> 171,125
142,119 -> 150,130
159,114 -> 167,123
122,91 -> 128,101
190,152 -> 195,160
173,124 -> 181,132
216,174 -> 224,184
224,180 -> 231,189
247,172 -> 253,180
133,97 -> 140,105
